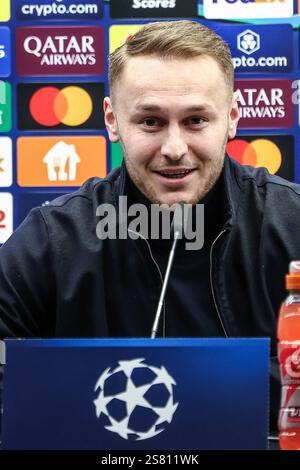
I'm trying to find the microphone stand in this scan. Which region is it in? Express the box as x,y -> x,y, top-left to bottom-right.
150,229 -> 181,339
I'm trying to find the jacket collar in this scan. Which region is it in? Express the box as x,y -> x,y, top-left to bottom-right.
221,154 -> 243,229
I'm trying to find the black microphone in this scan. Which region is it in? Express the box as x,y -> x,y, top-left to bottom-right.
151,201 -> 188,338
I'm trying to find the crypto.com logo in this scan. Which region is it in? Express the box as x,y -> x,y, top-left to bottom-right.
237,30 -> 260,55
16,0 -> 102,20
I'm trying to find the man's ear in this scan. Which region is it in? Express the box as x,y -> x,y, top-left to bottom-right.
103,97 -> 120,143
228,91 -> 240,140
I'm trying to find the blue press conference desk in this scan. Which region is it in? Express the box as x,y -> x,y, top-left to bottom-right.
1,337 -> 269,450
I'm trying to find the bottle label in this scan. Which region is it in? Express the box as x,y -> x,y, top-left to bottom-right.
279,386 -> 300,429
278,344 -> 300,385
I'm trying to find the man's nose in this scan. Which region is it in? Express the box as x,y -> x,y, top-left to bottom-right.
160,125 -> 188,161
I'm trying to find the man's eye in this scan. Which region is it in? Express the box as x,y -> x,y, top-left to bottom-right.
189,117 -> 204,125
142,118 -> 161,127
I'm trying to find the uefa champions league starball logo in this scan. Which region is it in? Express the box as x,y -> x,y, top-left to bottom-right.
93,358 -> 178,441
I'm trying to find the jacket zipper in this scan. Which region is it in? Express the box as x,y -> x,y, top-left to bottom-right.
128,229 -> 166,337
129,228 -> 229,338
210,229 -> 229,337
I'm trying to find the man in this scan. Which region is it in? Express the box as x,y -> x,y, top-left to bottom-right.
0,20 -> 300,433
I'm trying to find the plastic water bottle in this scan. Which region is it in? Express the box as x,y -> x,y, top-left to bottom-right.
277,261 -> 300,450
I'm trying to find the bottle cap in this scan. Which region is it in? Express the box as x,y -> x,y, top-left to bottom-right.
286,261 -> 300,289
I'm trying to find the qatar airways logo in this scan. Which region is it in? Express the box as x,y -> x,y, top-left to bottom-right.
203,0 -> 293,18
16,26 -> 104,76
235,79 -> 294,128
24,35 -> 95,61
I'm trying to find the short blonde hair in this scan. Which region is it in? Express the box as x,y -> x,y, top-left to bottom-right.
109,20 -> 234,98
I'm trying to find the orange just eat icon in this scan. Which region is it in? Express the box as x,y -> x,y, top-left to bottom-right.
17,136 -> 106,187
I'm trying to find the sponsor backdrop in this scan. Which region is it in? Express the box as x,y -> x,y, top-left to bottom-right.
0,0 -> 300,243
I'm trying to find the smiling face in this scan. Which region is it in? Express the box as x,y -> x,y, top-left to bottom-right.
104,55 -> 239,205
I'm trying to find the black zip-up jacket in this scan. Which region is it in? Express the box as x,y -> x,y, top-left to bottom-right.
1,155 -> 300,433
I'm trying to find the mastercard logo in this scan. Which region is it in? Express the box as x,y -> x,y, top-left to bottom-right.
18,82 -> 104,131
227,139 -> 282,174
29,86 -> 93,127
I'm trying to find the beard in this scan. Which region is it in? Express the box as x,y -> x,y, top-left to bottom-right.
120,133 -> 228,206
